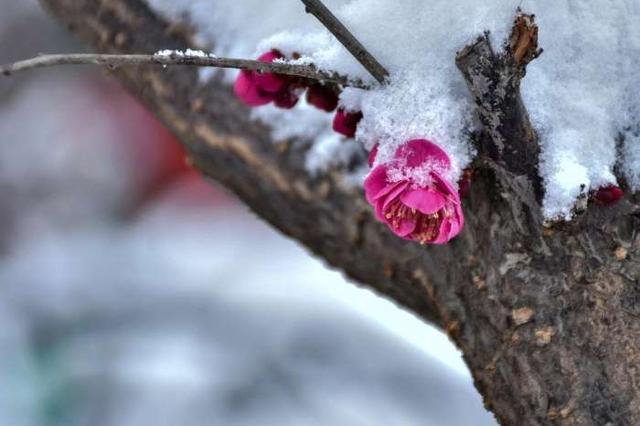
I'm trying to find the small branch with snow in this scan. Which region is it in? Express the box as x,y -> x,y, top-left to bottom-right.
301,0 -> 389,85
0,51 -> 369,89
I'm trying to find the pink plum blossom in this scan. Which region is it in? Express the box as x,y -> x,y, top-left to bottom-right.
333,108 -> 363,138
364,139 -> 464,245
234,50 -> 299,109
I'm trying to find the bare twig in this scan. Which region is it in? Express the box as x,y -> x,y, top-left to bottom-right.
301,0 -> 389,84
0,52 -> 369,89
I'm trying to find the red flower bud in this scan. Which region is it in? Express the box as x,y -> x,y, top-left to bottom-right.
333,109 -> 363,138
306,84 -> 339,112
273,89 -> 299,109
593,184 -> 624,206
234,49 -> 299,109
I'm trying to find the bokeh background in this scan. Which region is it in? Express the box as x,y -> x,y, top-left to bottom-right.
0,2 -> 496,425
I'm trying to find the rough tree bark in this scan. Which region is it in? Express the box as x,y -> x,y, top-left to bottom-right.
37,0 -> 640,424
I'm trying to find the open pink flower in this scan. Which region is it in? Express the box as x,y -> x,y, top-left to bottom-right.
333,108 -> 363,138
234,50 -> 299,109
364,139 -> 464,245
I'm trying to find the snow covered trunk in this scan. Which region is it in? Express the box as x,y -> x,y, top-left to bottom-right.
39,0 -> 640,424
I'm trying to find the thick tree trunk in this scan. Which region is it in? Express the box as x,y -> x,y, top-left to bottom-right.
37,0 -> 640,424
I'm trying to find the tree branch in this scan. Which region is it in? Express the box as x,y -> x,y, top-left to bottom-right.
301,0 -> 389,84
0,51 -> 368,88
456,13 -> 541,194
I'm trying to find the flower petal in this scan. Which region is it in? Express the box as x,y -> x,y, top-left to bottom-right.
399,188 -> 446,214
254,49 -> 288,94
448,217 -> 462,240
432,172 -> 461,204
394,139 -> 451,169
393,217 -> 417,237
365,167 -> 409,204
255,72 -> 287,93
374,199 -> 387,221
453,202 -> 465,231
381,182 -> 410,211
364,165 -> 389,204
431,220 -> 453,244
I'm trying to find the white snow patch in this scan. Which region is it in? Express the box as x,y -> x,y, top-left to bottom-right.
250,98 -> 362,177
304,133 -> 361,175
520,0 -> 640,217
250,96 -> 332,142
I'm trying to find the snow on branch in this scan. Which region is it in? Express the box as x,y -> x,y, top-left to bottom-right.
301,0 -> 389,84
0,51 -> 369,89
2,0 -> 389,90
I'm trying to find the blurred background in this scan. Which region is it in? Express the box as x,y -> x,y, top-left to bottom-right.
0,1 -> 496,425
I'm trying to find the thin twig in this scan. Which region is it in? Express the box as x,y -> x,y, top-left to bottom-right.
0,52 -> 369,89
301,0 -> 389,85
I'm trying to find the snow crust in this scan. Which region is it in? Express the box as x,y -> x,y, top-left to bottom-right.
148,0 -> 640,219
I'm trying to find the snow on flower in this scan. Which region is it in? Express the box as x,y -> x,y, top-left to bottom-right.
364,139 -> 464,245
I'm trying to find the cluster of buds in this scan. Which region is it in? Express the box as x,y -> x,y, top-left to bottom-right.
234,50 -> 363,138
235,51 -> 470,245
